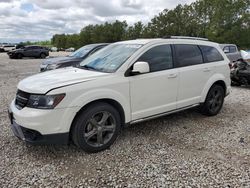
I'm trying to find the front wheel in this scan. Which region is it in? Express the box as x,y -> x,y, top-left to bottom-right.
17,53 -> 23,59
200,84 -> 225,116
72,102 -> 121,153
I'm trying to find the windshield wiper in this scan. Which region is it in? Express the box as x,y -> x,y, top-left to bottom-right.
81,65 -> 99,71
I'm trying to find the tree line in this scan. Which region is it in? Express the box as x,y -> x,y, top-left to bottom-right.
51,0 -> 250,49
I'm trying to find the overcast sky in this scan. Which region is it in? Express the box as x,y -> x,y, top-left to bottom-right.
0,0 -> 195,43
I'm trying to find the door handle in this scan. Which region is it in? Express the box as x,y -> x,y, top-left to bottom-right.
168,73 -> 177,78
203,68 -> 211,72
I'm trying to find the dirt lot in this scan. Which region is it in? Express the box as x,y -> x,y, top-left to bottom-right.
0,52 -> 250,187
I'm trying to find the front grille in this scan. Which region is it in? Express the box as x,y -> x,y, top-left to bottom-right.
15,90 -> 30,109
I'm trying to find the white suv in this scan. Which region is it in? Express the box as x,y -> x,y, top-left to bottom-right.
9,37 -> 231,152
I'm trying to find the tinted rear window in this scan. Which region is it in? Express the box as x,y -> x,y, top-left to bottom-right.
199,45 -> 224,62
175,44 -> 203,67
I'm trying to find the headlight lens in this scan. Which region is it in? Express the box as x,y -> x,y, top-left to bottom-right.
27,94 -> 65,109
46,64 -> 60,70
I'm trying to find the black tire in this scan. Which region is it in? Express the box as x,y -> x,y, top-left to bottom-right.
200,84 -> 225,116
72,102 -> 121,153
17,53 -> 23,59
40,53 -> 46,59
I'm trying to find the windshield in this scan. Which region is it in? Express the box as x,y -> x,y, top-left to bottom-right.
69,45 -> 96,58
80,43 -> 142,73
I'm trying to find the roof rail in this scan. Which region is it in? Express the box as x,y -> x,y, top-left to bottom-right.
164,36 -> 209,41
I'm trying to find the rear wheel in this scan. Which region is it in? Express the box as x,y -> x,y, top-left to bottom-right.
200,84 -> 225,116
72,102 -> 121,153
40,53 -> 46,59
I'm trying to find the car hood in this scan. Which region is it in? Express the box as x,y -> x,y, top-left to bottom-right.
42,56 -> 83,65
18,67 -> 109,94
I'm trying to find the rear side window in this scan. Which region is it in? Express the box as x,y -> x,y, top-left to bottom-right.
229,46 -> 237,53
199,45 -> 224,62
137,44 -> 173,72
174,44 -> 203,67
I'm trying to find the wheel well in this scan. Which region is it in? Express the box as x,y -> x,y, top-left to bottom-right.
69,99 -> 126,139
212,80 -> 226,95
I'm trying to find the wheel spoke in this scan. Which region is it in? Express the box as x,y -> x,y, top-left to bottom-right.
84,129 -> 97,141
103,124 -> 115,132
208,99 -> 214,109
99,111 -> 110,126
89,118 -> 99,127
97,131 -> 103,145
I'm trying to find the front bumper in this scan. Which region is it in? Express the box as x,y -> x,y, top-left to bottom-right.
9,113 -> 69,144
7,52 -> 16,58
8,100 -> 78,144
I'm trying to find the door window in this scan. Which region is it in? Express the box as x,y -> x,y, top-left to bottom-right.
199,45 -> 224,62
137,45 -> 173,72
174,44 -> 203,67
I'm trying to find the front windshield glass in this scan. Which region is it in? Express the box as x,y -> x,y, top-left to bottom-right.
80,43 -> 142,73
69,45 -> 96,58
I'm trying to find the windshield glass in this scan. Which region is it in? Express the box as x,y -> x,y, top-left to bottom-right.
69,45 -> 96,58
80,43 -> 142,73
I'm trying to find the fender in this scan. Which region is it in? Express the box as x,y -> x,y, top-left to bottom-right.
69,88 -> 131,122
200,73 -> 227,102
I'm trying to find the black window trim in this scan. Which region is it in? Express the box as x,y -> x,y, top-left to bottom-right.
125,44 -> 175,77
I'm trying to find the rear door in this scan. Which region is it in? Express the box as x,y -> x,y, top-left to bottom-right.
33,46 -> 42,57
174,44 -> 215,108
23,46 -> 35,57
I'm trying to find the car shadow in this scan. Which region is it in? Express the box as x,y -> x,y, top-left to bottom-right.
232,85 -> 250,90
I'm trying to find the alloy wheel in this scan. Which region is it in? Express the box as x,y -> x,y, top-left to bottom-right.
83,111 -> 116,147
208,89 -> 223,113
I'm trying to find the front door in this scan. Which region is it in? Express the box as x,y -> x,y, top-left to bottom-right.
129,44 -> 179,120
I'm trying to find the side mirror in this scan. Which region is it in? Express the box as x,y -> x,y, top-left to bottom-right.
131,61 -> 150,75
223,49 -> 230,53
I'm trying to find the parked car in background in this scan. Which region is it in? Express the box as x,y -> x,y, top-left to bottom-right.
50,47 -> 58,52
9,37 -> 230,152
7,45 -> 49,59
40,43 -> 108,72
219,44 -> 242,63
0,44 -> 16,52
65,47 -> 75,52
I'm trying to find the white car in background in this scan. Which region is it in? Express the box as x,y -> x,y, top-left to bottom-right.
65,47 -> 75,52
9,37 -> 230,152
0,44 -> 16,52
50,47 -> 58,52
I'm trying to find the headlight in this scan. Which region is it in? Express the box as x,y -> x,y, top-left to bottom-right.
46,64 -> 60,70
27,94 -> 65,109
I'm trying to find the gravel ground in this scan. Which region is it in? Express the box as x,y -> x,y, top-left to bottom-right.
0,52 -> 250,187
